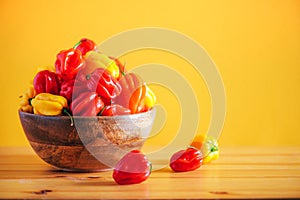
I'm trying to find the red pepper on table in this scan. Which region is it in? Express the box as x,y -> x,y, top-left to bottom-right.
85,68 -> 121,100
55,48 -> 84,81
113,150 -> 151,185
74,38 -> 96,56
170,147 -> 203,172
70,92 -> 104,116
100,104 -> 131,116
33,70 -> 61,95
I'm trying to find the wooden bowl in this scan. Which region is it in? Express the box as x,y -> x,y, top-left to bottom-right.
18,109 -> 156,172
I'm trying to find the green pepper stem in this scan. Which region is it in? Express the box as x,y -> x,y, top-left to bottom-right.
73,40 -> 82,49
121,62 -> 126,76
63,108 -> 74,127
211,145 -> 219,152
98,106 -> 106,116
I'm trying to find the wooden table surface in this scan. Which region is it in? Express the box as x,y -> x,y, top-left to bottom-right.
0,146 -> 299,199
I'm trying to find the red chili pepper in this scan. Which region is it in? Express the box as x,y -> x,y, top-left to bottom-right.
55,48 -> 84,81
70,92 -> 104,116
86,68 -> 121,100
74,38 -> 96,56
101,104 -> 131,116
33,70 -> 61,95
113,150 -> 151,185
59,79 -> 87,103
170,147 -> 203,172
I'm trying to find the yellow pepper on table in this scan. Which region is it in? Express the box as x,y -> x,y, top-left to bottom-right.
191,134 -> 220,164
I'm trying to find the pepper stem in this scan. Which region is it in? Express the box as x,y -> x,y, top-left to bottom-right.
98,106 -> 106,116
62,108 -> 74,127
73,40 -> 82,49
121,62 -> 126,76
211,145 -> 219,152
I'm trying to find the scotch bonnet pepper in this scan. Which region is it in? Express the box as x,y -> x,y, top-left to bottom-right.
170,147 -> 203,172
19,86 -> 35,113
84,51 -> 120,79
31,93 -> 68,116
74,38 -> 96,56
109,56 -> 126,77
113,73 -> 156,114
60,79 -> 87,103
100,104 -> 131,116
190,135 -> 220,164
55,48 -> 84,81
33,70 -> 61,95
201,136 -> 220,164
130,84 -> 156,114
113,150 -> 151,185
86,68 -> 121,100
70,92 -> 104,116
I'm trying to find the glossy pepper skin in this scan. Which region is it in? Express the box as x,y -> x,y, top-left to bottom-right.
190,135 -> 219,164
19,86 -> 35,113
31,93 -> 68,116
86,68 -> 121,100
203,148 -> 219,164
70,92 -> 104,116
109,56 -> 126,77
170,147 -> 203,172
74,38 -> 96,56
101,104 -> 131,116
55,48 -> 84,81
112,73 -> 143,112
59,79 -> 87,103
84,51 -> 120,79
130,84 -> 156,114
200,136 -> 219,164
113,73 -> 156,114
33,70 -> 61,95
113,150 -> 151,185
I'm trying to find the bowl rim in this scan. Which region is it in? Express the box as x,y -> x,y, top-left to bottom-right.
18,107 -> 156,120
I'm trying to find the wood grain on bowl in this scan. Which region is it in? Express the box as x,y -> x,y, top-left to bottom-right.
18,109 -> 155,171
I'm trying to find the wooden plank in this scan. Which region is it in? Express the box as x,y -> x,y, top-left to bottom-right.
1,177 -> 300,199
0,146 -> 300,199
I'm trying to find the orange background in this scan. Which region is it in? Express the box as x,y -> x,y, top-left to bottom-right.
0,0 -> 299,146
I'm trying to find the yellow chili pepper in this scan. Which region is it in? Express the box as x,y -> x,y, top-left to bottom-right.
84,51 -> 120,79
31,93 -> 68,116
19,86 -> 36,113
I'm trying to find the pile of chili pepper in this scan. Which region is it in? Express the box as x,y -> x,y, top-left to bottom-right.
19,38 -> 156,118
19,38 -> 219,185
